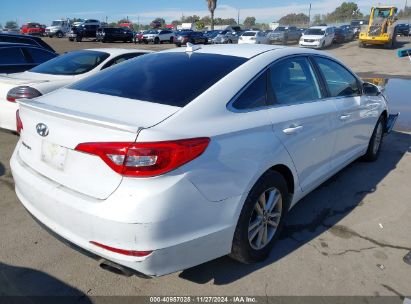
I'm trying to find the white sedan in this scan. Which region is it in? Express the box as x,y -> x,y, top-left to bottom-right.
11,44 -> 395,277
238,31 -> 268,44
0,48 -> 151,131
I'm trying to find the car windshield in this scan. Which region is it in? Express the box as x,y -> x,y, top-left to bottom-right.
274,27 -> 286,32
51,21 -> 63,26
30,50 -> 109,75
242,32 -> 256,36
305,28 -> 325,35
146,30 -> 159,34
70,52 -> 247,107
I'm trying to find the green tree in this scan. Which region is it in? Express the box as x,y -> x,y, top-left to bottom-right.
150,17 -> 165,28
201,15 -> 211,25
182,15 -> 201,23
327,2 -> 363,23
5,21 -> 18,29
224,18 -> 237,25
196,20 -> 205,29
243,16 -> 256,28
278,13 -> 309,26
206,0 -> 217,30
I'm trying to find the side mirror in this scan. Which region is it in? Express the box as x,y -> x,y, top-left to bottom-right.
363,82 -> 381,96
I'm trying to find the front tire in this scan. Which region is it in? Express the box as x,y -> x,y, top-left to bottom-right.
230,171 -> 290,264
363,116 -> 385,162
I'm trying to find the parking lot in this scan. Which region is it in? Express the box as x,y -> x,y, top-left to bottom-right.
1,35 -> 411,299
43,36 -> 411,78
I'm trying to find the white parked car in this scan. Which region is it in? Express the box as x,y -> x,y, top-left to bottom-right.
0,48 -> 151,131
11,45 -> 395,277
238,31 -> 268,44
142,29 -> 174,44
299,26 -> 335,49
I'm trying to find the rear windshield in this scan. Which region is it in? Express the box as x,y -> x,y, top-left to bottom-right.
242,32 -> 257,36
30,50 -> 109,75
70,52 -> 247,107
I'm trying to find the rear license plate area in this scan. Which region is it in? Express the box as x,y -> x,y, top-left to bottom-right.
41,140 -> 67,171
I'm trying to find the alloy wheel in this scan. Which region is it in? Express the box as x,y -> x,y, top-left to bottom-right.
248,187 -> 282,250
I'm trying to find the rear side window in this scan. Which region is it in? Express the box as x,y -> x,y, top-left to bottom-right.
268,57 -> 322,105
71,52 -> 247,107
0,48 -> 27,64
30,50 -> 109,75
232,72 -> 267,110
314,57 -> 360,97
23,47 -> 56,63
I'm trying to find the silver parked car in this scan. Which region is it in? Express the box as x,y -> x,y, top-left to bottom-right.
212,30 -> 239,44
268,26 -> 302,44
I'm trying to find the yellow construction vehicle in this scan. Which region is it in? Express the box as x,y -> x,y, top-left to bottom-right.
359,6 -> 398,48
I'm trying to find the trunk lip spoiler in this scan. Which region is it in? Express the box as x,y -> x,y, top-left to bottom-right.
18,99 -> 141,133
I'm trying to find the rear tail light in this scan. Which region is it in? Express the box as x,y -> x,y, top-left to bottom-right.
89,241 -> 152,257
7,86 -> 42,102
75,137 -> 210,177
16,110 -> 23,134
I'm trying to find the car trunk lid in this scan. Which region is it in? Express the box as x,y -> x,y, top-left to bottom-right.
17,88 -> 180,199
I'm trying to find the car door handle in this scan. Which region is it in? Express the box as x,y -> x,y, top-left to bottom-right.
283,125 -> 303,135
339,114 -> 351,121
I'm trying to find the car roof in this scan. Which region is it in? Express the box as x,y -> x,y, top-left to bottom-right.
309,26 -> 328,29
83,48 -> 153,56
160,44 -> 287,59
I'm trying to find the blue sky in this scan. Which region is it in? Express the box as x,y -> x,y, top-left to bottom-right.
0,0 -> 401,26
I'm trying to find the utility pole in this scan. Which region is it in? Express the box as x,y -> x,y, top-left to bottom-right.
238,9 -> 240,25
308,3 -> 312,26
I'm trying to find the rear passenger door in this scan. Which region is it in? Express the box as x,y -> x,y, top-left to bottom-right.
313,56 -> 372,168
266,56 -> 338,192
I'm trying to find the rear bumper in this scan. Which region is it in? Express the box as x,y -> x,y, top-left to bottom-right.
0,98 -> 18,131
10,142 -> 240,276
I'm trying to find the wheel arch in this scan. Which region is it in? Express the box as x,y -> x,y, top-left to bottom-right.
267,164 -> 295,195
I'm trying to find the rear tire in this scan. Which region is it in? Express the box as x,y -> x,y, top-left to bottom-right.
363,116 -> 385,162
230,171 -> 290,264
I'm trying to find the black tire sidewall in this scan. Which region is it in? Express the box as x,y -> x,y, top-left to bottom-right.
230,171 -> 290,263
364,116 -> 385,162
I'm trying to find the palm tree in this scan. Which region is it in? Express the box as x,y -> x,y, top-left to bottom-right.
207,0 -> 217,30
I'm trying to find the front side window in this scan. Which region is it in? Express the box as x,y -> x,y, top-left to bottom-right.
30,50 -> 109,75
232,72 -> 267,110
314,57 -> 360,97
267,57 -> 322,105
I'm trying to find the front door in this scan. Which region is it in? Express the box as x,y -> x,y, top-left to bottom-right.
266,56 -> 338,192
